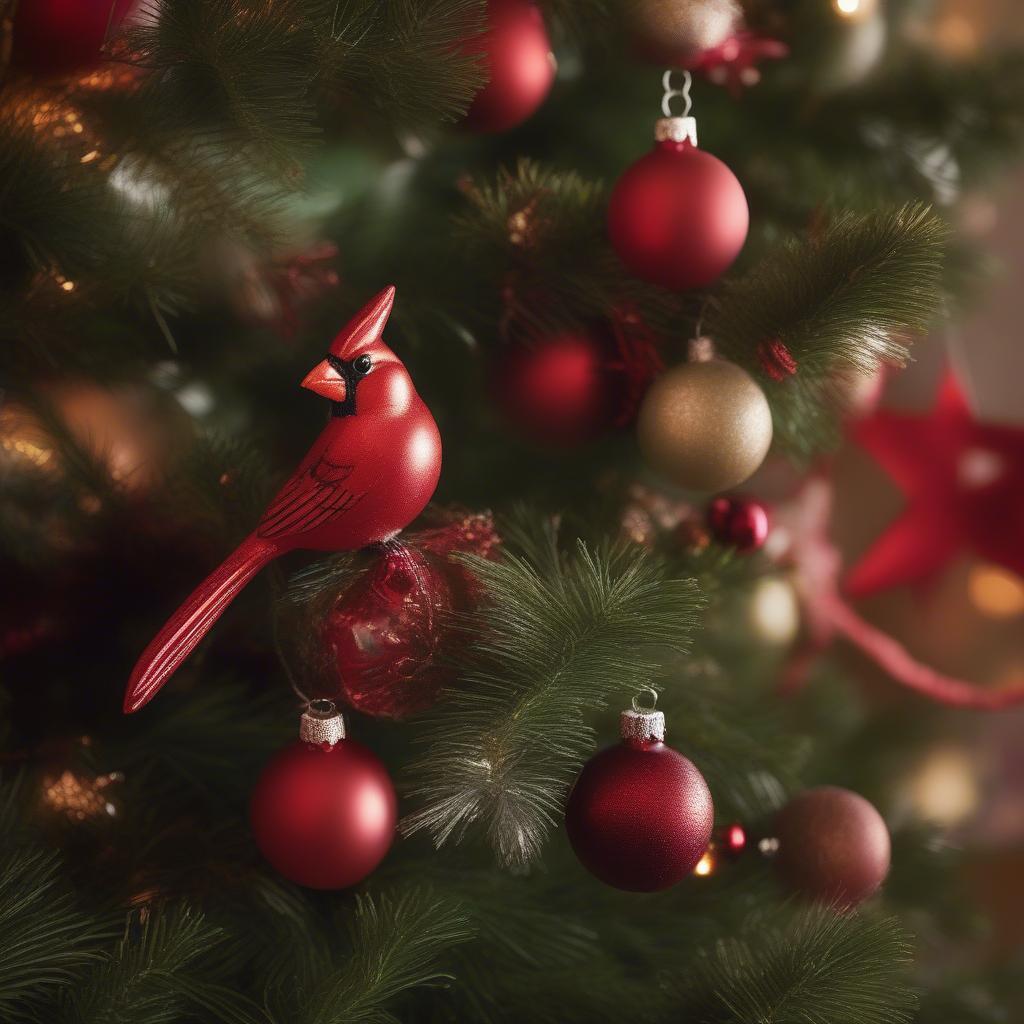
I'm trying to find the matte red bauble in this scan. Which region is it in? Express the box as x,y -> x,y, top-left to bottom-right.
13,0 -> 136,78
707,496 -> 769,553
250,701 -> 397,889
566,699 -> 714,891
462,0 -> 556,133
608,119 -> 748,291
774,786 -> 891,909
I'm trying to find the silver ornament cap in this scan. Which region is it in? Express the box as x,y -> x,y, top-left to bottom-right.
655,116 -> 698,147
300,698 -> 346,747
621,688 -> 666,742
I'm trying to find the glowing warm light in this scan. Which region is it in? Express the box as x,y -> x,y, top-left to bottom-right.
693,851 -> 715,877
834,0 -> 860,14
968,565 -> 1024,619
41,770 -> 124,822
832,0 -> 876,19
907,747 -> 978,826
749,577 -> 800,645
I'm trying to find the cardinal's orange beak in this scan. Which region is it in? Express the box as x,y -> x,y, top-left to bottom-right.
301,359 -> 347,402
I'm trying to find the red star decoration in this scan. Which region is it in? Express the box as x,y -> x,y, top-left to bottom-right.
846,371 -> 1024,598
689,32 -> 789,97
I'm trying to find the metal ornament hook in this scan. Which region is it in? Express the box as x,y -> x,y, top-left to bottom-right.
631,686 -> 660,714
661,69 -> 693,118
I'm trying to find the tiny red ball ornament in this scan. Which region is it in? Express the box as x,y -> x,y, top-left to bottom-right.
13,0 -> 137,78
707,496 -> 769,552
566,697 -> 714,891
608,118 -> 748,291
250,701 -> 397,889
462,0 -> 556,134
774,786 -> 891,909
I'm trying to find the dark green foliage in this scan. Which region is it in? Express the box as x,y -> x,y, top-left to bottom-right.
403,530 -> 703,865
672,905 -> 918,1024
709,204 -> 949,456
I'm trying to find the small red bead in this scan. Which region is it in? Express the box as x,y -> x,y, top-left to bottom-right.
706,496 -> 769,553
721,822 -> 747,858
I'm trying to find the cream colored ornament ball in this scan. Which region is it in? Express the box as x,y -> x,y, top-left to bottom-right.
637,360 -> 773,493
631,0 -> 741,63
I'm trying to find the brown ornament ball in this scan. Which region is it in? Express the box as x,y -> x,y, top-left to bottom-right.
774,786 -> 891,909
636,360 -> 772,493
631,0 -> 742,66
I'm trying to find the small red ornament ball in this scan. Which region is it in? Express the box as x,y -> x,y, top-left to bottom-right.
491,331 -> 616,446
707,496 -> 769,552
13,0 -> 136,78
250,709 -> 397,889
608,139 -> 748,291
774,786 -> 891,909
462,0 -> 556,133
566,710 -> 714,891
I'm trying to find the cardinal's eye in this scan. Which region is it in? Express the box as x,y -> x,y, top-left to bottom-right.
353,354 -> 372,375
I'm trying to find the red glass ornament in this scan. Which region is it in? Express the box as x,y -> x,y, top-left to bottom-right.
250,702 -> 397,889
608,121 -> 748,291
565,700 -> 714,891
13,0 -> 136,78
773,786 -> 891,909
124,287 -> 442,714
462,0 -> 556,133
707,496 -> 769,553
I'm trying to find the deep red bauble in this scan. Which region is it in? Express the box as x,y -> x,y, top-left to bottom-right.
608,139 -> 748,291
250,710 -> 397,889
13,0 -> 136,78
774,786 -> 891,909
707,496 -> 769,553
566,710 -> 714,891
491,331 -> 615,446
462,0 -> 556,133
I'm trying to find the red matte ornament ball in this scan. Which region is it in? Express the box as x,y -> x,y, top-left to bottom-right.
250,729 -> 397,890
707,496 -> 769,552
608,140 -> 748,291
491,330 -> 617,447
13,0 -> 137,78
566,717 -> 714,891
462,0 -> 556,133
774,786 -> 891,909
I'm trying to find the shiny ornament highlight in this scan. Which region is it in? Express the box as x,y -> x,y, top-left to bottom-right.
637,360 -> 772,493
774,786 -> 890,908
462,0 -> 555,133
608,119 -> 748,291
565,698 -> 713,891
250,701 -> 397,889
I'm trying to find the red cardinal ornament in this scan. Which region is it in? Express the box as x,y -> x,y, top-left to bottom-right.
565,693 -> 714,891
461,0 -> 556,133
846,370 -> 1024,597
608,106 -> 748,292
125,287 -> 442,713
250,700 -> 397,889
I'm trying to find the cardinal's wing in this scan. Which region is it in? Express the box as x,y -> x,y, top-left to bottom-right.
257,453 -> 363,540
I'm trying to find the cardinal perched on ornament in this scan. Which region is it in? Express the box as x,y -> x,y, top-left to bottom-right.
125,287 -> 442,713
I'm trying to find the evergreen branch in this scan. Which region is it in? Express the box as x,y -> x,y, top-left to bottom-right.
275,887 -> 473,1024
59,903 -> 264,1024
0,782 -> 110,1019
708,203 -> 949,456
671,905 -> 917,1024
403,537 -> 703,866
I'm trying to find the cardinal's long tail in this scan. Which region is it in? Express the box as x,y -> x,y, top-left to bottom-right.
124,534 -> 277,713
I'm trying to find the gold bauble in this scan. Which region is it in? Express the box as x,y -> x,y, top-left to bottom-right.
636,360 -> 773,493
631,0 -> 741,63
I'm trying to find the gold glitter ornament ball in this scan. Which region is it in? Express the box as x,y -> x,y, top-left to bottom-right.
637,360 -> 773,493
631,0 -> 742,64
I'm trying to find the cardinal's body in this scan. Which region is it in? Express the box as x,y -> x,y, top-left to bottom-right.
125,287 -> 441,713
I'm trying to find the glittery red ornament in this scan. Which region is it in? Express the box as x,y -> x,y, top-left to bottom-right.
250,701 -> 397,889
461,0 -> 555,133
707,496 -> 769,553
491,319 -> 663,447
608,118 -> 748,291
13,0 -> 137,78
321,514 -> 502,719
774,786 -> 891,909
565,698 -> 714,891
